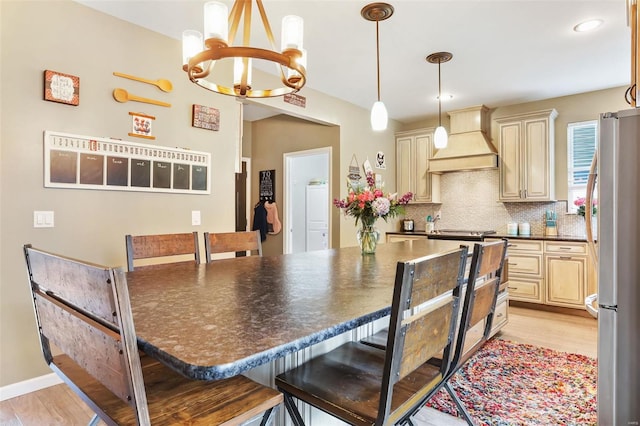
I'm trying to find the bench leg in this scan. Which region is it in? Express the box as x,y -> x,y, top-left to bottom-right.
444,382 -> 475,426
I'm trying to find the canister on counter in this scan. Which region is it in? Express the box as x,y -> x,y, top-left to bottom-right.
519,222 -> 530,236
507,223 -> 518,235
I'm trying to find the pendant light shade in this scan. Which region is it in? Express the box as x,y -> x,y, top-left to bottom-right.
371,101 -> 388,131
427,52 -> 453,149
362,3 -> 394,131
434,126 -> 448,148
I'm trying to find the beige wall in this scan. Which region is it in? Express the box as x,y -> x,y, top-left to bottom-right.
0,0 -> 399,388
250,115 -> 340,255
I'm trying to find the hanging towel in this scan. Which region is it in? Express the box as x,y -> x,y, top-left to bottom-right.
264,201 -> 282,235
252,202 -> 268,241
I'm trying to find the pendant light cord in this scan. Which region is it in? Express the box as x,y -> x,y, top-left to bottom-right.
376,20 -> 381,102
438,59 -> 442,127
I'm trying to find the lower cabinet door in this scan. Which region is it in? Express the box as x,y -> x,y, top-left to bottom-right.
545,255 -> 587,308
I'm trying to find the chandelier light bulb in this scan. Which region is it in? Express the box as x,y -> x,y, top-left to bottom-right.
371,101 -> 388,131
434,126 -> 448,149
204,1 -> 228,42
281,15 -> 304,51
182,30 -> 203,67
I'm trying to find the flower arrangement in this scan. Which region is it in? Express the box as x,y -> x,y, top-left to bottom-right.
334,172 -> 412,253
574,197 -> 598,217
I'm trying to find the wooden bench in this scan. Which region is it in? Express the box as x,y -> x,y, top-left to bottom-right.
24,244 -> 282,425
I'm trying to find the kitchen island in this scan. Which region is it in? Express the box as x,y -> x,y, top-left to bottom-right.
126,239 -> 464,381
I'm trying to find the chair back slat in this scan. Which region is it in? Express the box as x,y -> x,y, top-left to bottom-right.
467,277 -> 499,328
26,248 -> 117,328
204,231 -> 262,262
475,241 -> 506,277
34,291 -> 131,401
24,245 -> 150,424
126,232 -> 200,271
410,250 -> 466,306
398,300 -> 455,380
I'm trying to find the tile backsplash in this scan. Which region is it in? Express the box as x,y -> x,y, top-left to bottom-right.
403,169 -> 593,237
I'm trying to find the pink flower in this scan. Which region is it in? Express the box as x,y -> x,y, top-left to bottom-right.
574,197 -> 586,207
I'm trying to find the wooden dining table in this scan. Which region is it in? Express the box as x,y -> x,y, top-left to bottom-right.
127,239 -> 464,381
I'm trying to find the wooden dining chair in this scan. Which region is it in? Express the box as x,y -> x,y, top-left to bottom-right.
24,244 -> 282,426
436,239 -> 508,424
275,245 -> 469,426
204,230 -> 262,262
125,232 -> 200,271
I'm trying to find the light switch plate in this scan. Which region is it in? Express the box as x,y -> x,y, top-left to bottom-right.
191,210 -> 201,226
34,211 -> 54,228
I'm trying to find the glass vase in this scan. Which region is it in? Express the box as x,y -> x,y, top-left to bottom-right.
357,225 -> 379,255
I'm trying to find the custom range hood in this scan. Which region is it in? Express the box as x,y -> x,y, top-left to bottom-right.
429,104 -> 498,173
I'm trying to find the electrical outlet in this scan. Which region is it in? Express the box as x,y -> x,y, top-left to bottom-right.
191,210 -> 201,226
34,211 -> 54,228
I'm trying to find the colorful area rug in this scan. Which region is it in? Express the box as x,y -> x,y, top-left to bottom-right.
425,339 -> 597,425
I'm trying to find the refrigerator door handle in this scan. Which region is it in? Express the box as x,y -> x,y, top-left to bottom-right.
585,152 -> 598,263
598,304 -> 618,311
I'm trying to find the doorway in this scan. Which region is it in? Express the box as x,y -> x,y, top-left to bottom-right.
284,148 -> 332,254
234,157 -> 251,256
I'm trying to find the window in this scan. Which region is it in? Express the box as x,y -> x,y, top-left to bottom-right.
567,120 -> 597,213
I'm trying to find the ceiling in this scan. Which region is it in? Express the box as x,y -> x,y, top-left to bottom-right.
76,0 -> 631,123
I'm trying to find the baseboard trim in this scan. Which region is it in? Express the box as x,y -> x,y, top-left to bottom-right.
0,373 -> 62,401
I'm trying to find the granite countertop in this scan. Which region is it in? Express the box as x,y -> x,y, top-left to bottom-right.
127,239 -> 463,381
387,231 -> 589,243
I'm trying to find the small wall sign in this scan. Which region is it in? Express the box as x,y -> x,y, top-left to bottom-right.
129,112 -> 155,140
192,104 -> 220,131
284,93 -> 306,108
259,169 -> 276,202
43,70 -> 80,106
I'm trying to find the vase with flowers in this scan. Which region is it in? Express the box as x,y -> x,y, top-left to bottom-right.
574,197 -> 598,217
334,172 -> 413,254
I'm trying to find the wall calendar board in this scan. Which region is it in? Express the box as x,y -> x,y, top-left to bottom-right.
44,130 -> 211,194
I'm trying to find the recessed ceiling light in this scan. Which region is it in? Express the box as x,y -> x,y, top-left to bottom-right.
436,94 -> 454,101
573,19 -> 603,32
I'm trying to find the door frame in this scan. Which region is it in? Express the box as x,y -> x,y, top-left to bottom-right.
283,147 -> 332,254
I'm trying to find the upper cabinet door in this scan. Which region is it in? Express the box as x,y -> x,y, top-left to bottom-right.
499,121 -> 522,201
395,130 -> 441,204
396,136 -> 414,199
497,109 -> 557,202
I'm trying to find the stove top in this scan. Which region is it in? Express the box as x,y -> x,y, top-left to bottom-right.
427,229 -> 497,241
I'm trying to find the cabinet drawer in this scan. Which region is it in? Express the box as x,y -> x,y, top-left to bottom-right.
508,277 -> 543,302
544,241 -> 587,255
507,240 -> 543,252
491,292 -> 509,335
508,253 -> 542,276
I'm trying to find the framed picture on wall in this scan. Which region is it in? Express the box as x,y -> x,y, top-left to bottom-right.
43,70 -> 80,106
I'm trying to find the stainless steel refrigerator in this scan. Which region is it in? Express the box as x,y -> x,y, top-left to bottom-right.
593,108 -> 640,425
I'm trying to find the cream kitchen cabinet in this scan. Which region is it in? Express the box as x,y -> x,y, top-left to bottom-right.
496,109 -> 558,202
544,241 -> 591,309
503,240 -> 545,303
396,129 -> 440,203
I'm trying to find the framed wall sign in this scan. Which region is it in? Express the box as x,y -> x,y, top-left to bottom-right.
44,130 -> 211,194
259,169 -> 275,202
192,104 -> 220,131
129,112 -> 155,140
43,70 -> 80,106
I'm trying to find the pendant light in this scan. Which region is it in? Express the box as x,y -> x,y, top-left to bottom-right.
362,3 -> 394,131
427,52 -> 453,149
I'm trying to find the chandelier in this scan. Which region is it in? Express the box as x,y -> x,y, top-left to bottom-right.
182,1 -> 307,98
426,52 -> 453,149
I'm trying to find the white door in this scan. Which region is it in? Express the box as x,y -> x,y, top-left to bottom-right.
284,148 -> 331,254
306,184 -> 329,251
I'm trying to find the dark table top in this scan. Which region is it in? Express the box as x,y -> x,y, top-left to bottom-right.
127,239 -> 462,380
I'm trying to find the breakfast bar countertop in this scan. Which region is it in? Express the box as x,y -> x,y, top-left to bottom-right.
126,239 -> 463,381
386,231 -> 589,243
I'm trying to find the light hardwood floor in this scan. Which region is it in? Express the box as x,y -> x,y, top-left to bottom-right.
0,306 -> 598,426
